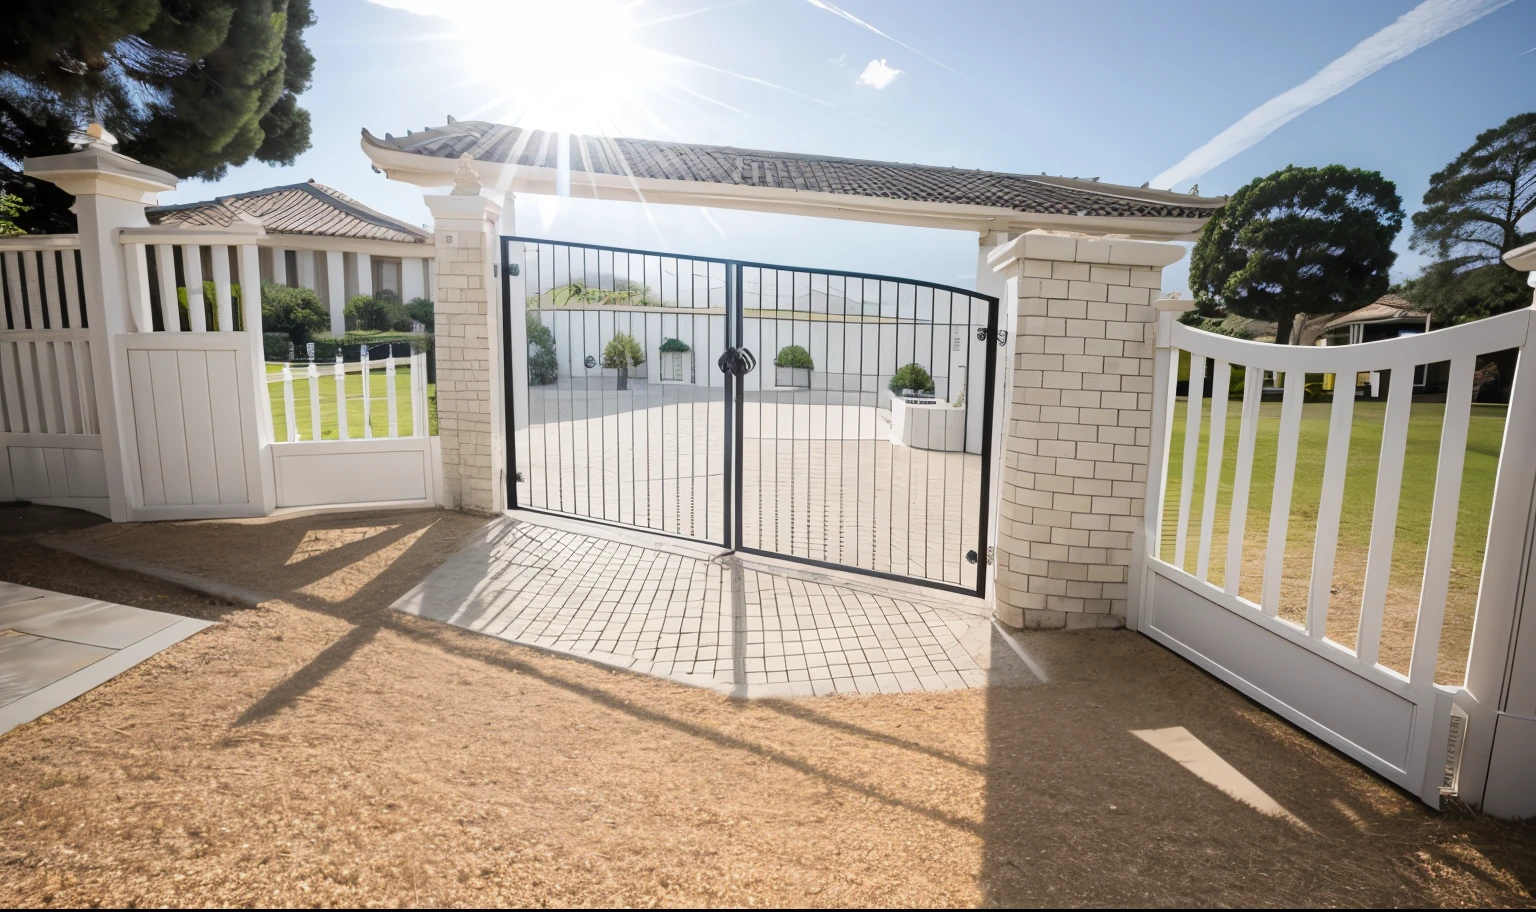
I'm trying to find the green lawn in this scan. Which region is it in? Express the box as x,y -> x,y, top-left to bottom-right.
268,365 -> 437,440
1162,375 -> 1506,685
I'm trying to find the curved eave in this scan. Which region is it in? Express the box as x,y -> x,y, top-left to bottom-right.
362,138 -> 1212,242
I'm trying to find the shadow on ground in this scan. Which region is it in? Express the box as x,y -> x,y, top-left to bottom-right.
0,503 -> 1531,907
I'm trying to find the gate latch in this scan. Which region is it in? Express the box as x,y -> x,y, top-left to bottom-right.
717,347 -> 757,377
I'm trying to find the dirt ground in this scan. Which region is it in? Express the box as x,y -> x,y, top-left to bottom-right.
0,504 -> 1533,908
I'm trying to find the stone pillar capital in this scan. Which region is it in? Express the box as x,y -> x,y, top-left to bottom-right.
24,147 -> 177,205
988,229 -> 1186,274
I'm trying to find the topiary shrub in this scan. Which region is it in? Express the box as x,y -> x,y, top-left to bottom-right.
527,313 -> 558,385
261,282 -> 327,345
659,338 -> 690,353
344,292 -> 409,331
775,344 -> 813,370
889,362 -> 935,396
602,332 -> 645,390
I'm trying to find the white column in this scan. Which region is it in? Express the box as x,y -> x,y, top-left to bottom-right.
356,252 -> 373,298
402,256 -> 426,302
271,246 -> 288,286
326,249 -> 346,335
295,249 -> 316,291
25,143 -> 178,522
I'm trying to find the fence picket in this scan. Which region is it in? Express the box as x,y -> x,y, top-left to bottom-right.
15,341 -> 41,432
73,339 -> 96,433
182,245 -> 206,331
236,245 -> 262,336
124,244 -> 154,332
20,251 -> 42,331
386,353 -> 398,438
308,361 -> 322,441
55,341 -> 80,434
1409,354 -> 1476,686
0,341 -> 22,431
1307,376 -> 1357,639
40,249 -> 62,329
155,245 -> 180,332
1357,364 -> 1415,667
1197,360 -> 1230,582
210,246 -> 233,331
3,252 -> 25,329
1260,370 -> 1306,617
1224,375 -> 1262,597
362,349 -> 373,439
1175,353 -> 1205,571
282,365 -> 297,443
335,356 -> 349,440
61,250 -> 82,329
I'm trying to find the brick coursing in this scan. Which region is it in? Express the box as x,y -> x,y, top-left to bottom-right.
433,223 -> 498,514
993,251 -> 1165,630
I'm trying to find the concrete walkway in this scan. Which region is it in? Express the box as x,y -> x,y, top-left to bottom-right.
393,511 -> 1039,698
0,581 -> 212,735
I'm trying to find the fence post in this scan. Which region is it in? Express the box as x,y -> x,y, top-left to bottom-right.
362,345 -> 373,439
335,354 -> 350,441
24,130 -> 177,522
386,351 -> 398,438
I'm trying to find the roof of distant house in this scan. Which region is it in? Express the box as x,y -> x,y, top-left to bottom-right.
148,180 -> 429,244
1323,294 -> 1430,331
361,119 -> 1227,238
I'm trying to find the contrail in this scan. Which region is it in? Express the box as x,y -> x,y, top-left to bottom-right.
802,0 -> 971,82
1150,0 -> 1514,190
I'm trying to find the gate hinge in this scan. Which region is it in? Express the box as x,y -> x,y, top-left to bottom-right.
975,327 -> 1009,347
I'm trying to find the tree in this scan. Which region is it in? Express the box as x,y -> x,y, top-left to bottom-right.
526,313 -> 558,386
0,193 -> 25,236
0,0 -> 316,233
261,282 -> 326,345
601,332 -> 645,390
1190,165 -> 1404,344
1408,112 -> 1536,323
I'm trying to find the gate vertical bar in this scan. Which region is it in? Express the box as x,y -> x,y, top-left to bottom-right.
973,294 -> 1000,598
732,261 -> 746,550
721,261 -> 736,549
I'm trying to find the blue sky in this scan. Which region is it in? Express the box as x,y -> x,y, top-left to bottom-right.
160,0 -> 1536,295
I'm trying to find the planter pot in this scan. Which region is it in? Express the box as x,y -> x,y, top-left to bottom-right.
889,396 -> 965,452
776,366 -> 811,388
616,366 -> 629,391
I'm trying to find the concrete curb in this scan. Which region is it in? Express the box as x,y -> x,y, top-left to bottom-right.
37,537 -> 274,608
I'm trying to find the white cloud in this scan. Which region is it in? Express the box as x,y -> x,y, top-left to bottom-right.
1150,0 -> 1514,190
856,58 -> 901,89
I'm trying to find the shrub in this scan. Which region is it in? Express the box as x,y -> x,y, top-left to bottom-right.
311,334 -> 342,362
602,332 -> 645,369
262,332 -> 293,362
405,296 -> 434,330
527,314 -> 558,385
889,362 -> 935,395
659,338 -> 690,353
775,344 -> 813,370
261,282 -> 327,345
344,292 -> 409,331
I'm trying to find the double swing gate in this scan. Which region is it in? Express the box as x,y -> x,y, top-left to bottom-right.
502,237 -> 1000,596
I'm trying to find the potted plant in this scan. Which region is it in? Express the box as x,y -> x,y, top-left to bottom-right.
888,362 -> 936,399
658,337 -> 691,383
602,332 -> 646,390
775,344 -> 814,388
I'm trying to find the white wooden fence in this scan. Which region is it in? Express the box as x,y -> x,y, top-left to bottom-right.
1133,303 -> 1535,809
0,236 -> 109,513
272,349 -> 430,442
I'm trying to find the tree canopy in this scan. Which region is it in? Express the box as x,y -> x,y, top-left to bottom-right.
1189,165 -> 1404,344
1407,111 -> 1535,323
0,0 -> 316,233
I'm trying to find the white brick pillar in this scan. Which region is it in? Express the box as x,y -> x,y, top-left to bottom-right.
424,155 -> 504,514
986,230 -> 1185,629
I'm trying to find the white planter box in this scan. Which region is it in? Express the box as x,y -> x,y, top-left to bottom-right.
776,366 -> 811,388
889,397 -> 965,452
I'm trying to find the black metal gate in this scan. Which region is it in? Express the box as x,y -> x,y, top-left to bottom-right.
502,236 -> 999,596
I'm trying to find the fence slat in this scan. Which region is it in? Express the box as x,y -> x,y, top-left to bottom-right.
335,356 -> 349,441
61,250 -> 83,329
15,340 -> 41,432
40,249 -> 62,330
155,245 -> 181,332
1197,360 -> 1230,582
0,341 -> 22,431
1260,369 -> 1306,617
1174,353 -> 1206,571
3,252 -> 25,329
1225,374 -> 1262,597
124,244 -> 154,332
386,353 -> 398,438
282,364 -> 297,443
54,341 -> 80,434
362,349 -> 373,439
1357,363 -> 1415,666
236,245 -> 262,336
415,351 -> 428,437
1409,354 -> 1476,686
182,245 -> 206,332
210,246 -> 233,331
19,251 -> 43,331
1307,376 -> 1357,639
73,339 -> 96,434
308,361 -> 321,442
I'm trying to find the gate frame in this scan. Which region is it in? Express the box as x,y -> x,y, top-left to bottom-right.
500,234 -> 1002,598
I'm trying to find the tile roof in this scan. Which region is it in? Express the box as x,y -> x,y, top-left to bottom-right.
147,181 -> 429,244
1322,294 -> 1430,331
364,121 -> 1227,221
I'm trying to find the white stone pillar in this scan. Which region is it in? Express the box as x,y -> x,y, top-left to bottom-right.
24,142 -> 178,522
271,246 -> 288,286
295,249 -> 316,292
326,249 -> 346,334
424,156 -> 505,513
356,252 -> 373,298
402,257 -> 426,302
987,230 -> 1185,629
